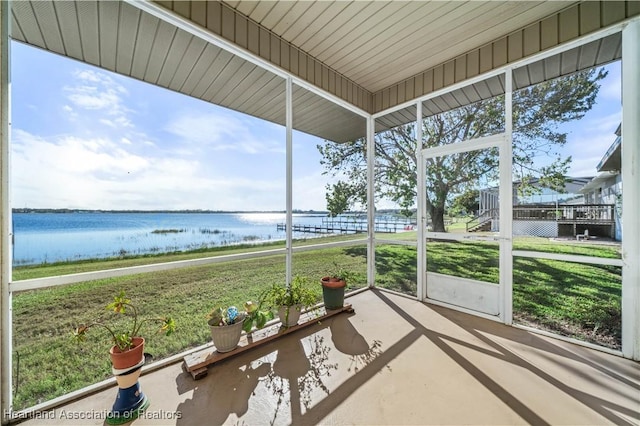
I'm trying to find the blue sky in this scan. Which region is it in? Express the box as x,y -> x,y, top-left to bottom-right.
11,41 -> 329,211
550,61 -> 621,177
10,41 -> 621,211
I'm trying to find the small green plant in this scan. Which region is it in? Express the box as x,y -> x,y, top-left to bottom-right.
266,276 -> 319,308
73,290 -> 176,352
324,262 -> 356,283
208,300 -> 274,333
266,276 -> 321,326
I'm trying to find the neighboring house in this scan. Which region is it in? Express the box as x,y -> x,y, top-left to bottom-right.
471,127 -> 621,240
580,125 -> 622,240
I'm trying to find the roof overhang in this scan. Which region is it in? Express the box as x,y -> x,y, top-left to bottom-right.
9,1 -> 638,143
596,135 -> 621,172
580,171 -> 619,193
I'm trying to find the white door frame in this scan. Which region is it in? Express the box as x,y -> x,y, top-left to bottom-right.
420,132 -> 512,319
416,70 -> 514,323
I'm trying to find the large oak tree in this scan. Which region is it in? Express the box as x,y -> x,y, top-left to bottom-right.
319,69 -> 607,231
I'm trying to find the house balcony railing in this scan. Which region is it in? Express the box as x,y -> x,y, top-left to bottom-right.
513,204 -> 616,223
466,204 -> 616,232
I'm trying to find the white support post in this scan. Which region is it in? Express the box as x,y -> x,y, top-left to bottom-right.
621,18 -> 640,361
367,116 -> 375,287
0,0 -> 11,420
285,78 -> 293,286
416,102 -> 426,300
500,70 -> 514,325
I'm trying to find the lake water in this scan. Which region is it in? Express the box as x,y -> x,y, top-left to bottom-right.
12,212 -> 332,266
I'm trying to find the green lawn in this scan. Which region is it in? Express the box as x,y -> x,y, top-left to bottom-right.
374,239 -> 621,350
512,256 -> 621,348
10,236 -> 621,410
11,244 -> 368,410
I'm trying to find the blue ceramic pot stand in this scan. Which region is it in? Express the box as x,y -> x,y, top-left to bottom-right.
107,356 -> 149,425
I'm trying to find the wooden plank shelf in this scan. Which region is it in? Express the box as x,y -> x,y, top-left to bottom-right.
183,304 -> 354,380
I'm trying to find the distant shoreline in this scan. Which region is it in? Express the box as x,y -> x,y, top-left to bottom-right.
12,208 -> 331,214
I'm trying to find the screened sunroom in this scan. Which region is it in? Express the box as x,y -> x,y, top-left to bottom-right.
1,1 -> 639,424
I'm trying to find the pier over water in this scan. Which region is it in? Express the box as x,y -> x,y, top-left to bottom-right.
277,217 -> 415,234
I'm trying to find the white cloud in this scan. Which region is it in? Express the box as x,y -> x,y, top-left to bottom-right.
67,86 -> 121,110
10,129 -> 295,210
75,70 -> 108,84
12,130 -> 148,175
165,111 -> 284,155
587,112 -> 621,134
62,104 -> 78,120
73,69 -> 129,94
114,116 -> 133,128
64,69 -> 134,128
293,172 -> 330,211
12,130 -> 149,208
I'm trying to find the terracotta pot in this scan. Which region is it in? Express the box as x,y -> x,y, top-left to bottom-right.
109,337 -> 145,370
321,276 -> 346,288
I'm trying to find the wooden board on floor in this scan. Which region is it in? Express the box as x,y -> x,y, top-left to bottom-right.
183,304 -> 354,379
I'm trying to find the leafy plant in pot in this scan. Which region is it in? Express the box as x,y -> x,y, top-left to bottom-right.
73,290 -> 175,424
267,276 -> 319,327
73,290 -> 176,369
208,300 -> 273,353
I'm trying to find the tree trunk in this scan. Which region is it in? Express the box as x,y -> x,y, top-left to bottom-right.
429,205 -> 446,232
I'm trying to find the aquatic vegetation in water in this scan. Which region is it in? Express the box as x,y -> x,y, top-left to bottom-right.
151,228 -> 186,234
13,211 -> 321,265
199,228 -> 223,234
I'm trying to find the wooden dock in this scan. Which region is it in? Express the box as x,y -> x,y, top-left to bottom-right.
277,221 -> 415,234
277,223 -> 368,234
183,304 -> 354,380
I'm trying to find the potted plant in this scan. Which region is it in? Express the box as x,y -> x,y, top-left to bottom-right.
73,290 -> 175,424
321,267 -> 353,310
73,290 -> 176,369
208,300 -> 273,352
267,276 -> 319,327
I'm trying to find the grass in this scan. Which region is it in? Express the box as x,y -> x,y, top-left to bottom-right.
373,238 -> 621,350
427,240 -> 500,283
11,242 -> 368,410
371,245 -> 418,295
513,236 -> 621,258
10,236 -> 621,410
512,256 -> 621,348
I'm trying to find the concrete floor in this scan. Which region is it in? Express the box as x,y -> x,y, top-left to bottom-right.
19,289 -> 640,425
